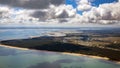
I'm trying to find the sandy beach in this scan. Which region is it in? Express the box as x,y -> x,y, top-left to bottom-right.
0,44 -> 29,50
62,52 -> 120,64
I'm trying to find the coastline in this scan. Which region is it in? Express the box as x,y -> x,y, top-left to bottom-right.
0,44 -> 120,64
0,44 -> 29,50
62,52 -> 120,64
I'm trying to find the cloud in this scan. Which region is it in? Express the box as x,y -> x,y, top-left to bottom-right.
77,4 -> 92,11
0,0 -> 120,26
82,1 -> 120,24
0,0 -> 64,9
30,11 -> 47,20
0,4 -> 76,24
31,5 -> 76,20
0,6 -> 39,24
77,0 -> 92,11
0,6 -> 9,18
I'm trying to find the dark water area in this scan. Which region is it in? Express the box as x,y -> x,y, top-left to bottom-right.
0,27 -> 120,68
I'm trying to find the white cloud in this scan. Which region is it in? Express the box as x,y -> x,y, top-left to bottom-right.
0,6 -> 9,12
49,4 -> 76,18
82,1 -> 120,24
77,0 -> 92,11
77,4 -> 92,11
0,6 -> 39,24
79,0 -> 89,4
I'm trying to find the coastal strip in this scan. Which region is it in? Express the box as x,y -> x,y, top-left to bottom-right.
0,44 -> 120,64
62,52 -> 120,64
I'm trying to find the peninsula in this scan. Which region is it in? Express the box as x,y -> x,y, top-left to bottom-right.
1,29 -> 120,62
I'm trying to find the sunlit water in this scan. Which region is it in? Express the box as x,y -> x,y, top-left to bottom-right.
0,28 -> 120,68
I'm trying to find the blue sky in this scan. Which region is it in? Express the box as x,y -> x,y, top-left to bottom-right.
91,0 -> 118,6
66,0 -> 118,7
65,0 -> 77,8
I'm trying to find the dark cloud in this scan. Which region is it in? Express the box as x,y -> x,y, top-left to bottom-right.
0,0 -> 64,9
31,11 -> 47,20
56,10 -> 69,18
0,10 -> 9,18
30,10 -> 70,20
50,0 -> 64,5
58,19 -> 68,23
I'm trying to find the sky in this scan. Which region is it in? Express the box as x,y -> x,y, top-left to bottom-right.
0,0 -> 120,27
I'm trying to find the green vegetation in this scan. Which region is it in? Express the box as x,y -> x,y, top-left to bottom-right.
105,43 -> 120,49
1,36 -> 120,61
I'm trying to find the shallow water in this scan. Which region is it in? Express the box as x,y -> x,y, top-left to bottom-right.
0,29 -> 63,41
0,46 -> 120,68
0,28 -> 120,68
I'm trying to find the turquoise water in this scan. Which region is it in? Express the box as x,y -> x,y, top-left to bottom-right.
0,28 -> 120,68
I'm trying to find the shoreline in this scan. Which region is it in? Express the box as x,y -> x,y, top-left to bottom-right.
0,44 -> 120,64
62,52 -> 120,64
0,44 -> 29,50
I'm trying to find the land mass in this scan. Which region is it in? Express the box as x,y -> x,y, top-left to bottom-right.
0,29 -> 120,62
